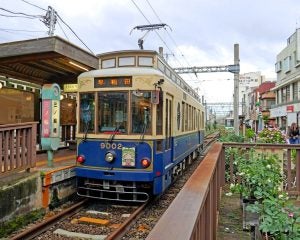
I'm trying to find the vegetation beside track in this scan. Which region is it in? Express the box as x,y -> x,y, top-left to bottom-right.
0,209 -> 45,238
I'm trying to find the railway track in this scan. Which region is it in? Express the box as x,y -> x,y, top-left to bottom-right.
11,200 -> 147,240
8,133 -> 219,240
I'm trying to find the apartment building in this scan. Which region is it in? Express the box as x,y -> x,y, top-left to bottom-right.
271,28 -> 300,129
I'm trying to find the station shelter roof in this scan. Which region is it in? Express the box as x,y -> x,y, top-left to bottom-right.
0,36 -> 98,86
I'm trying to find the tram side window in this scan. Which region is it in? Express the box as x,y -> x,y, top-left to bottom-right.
79,93 -> 95,133
131,91 -> 152,134
98,92 -> 128,133
156,91 -> 163,135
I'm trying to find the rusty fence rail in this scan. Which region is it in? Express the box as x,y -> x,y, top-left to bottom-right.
0,122 -> 37,178
223,142 -> 300,195
147,142 -> 225,240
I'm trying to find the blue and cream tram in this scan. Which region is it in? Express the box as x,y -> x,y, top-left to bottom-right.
75,50 -> 205,202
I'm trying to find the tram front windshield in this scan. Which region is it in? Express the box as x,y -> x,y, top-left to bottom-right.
79,91 -> 152,135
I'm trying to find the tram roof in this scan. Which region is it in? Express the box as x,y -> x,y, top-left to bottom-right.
79,67 -> 164,78
0,36 -> 98,86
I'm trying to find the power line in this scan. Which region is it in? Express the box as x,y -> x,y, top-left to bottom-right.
0,7 -> 42,18
21,0 -> 47,11
144,0 -> 203,93
57,20 -> 69,41
55,12 -> 94,54
0,13 -> 36,19
145,0 -> 163,23
0,28 -> 45,33
130,0 -> 183,67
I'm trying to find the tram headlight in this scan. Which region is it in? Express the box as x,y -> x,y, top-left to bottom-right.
105,151 -> 115,163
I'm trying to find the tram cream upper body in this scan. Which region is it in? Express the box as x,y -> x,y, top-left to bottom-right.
76,50 -> 205,140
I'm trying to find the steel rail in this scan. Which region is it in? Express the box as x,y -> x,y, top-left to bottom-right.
106,201 -> 148,240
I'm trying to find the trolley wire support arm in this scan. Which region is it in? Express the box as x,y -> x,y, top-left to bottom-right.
173,64 -> 240,74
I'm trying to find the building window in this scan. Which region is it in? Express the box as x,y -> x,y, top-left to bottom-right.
293,82 -> 298,101
283,56 -> 291,73
275,61 -> 282,73
281,88 -> 286,103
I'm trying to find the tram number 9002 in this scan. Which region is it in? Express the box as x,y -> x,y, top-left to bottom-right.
100,143 -> 123,150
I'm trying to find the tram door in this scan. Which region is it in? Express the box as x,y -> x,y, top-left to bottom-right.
165,95 -> 173,159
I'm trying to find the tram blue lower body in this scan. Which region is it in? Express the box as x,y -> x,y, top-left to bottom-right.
76,167 -> 154,182
76,130 -> 204,197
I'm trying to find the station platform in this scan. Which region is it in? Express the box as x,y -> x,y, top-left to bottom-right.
35,148 -> 77,208
36,148 -> 76,170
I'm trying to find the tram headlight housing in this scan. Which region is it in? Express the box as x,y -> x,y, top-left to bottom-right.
105,151 -> 115,163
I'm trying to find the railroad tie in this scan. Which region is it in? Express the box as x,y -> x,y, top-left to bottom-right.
78,216 -> 110,225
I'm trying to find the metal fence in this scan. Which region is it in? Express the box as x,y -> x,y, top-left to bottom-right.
0,122 -> 37,178
147,142 -> 225,240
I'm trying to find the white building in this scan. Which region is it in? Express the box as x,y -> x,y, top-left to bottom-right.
239,72 -> 264,118
271,28 -> 300,129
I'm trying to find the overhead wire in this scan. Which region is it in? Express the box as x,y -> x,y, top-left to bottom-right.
0,28 -> 45,33
21,0 -> 47,11
144,0 -> 204,96
57,20 -> 69,41
130,0 -> 184,68
55,12 -> 94,54
1,2 -> 93,54
0,13 -> 37,19
0,7 -> 42,18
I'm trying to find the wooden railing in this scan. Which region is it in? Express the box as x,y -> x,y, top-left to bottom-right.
223,143 -> 300,195
147,142 -> 225,240
0,122 -> 37,178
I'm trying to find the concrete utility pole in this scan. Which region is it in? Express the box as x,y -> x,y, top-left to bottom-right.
42,6 -> 57,36
233,44 -> 240,135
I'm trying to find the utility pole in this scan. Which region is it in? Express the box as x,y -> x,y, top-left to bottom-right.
233,44 -> 240,135
42,6 -> 57,36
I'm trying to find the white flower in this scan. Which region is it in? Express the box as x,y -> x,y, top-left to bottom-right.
279,194 -> 284,199
233,161 -> 237,165
239,172 -> 245,176
225,192 -> 233,196
230,183 -> 235,189
266,165 -> 271,169
278,186 -> 282,191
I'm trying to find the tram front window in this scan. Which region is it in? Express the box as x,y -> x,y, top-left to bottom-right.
131,91 -> 152,134
79,93 -> 95,133
98,92 -> 128,133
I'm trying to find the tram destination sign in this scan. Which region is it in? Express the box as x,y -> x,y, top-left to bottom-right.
94,77 -> 132,88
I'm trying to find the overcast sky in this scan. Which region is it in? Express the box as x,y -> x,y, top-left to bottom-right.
1,0 -> 300,103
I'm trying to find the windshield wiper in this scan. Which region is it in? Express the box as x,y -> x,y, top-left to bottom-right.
80,121 -> 89,144
109,125 -> 121,142
139,123 -> 147,143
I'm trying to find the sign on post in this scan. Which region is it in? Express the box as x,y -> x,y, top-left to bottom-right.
41,84 -> 61,166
